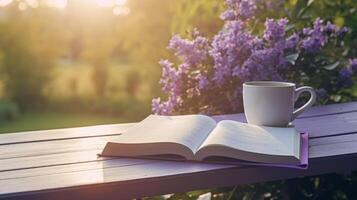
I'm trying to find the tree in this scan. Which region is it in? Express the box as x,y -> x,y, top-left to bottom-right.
0,4 -> 65,110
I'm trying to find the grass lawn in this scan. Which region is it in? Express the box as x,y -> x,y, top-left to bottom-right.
0,112 -> 127,134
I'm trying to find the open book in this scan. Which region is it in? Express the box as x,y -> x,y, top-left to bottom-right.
101,115 -> 308,168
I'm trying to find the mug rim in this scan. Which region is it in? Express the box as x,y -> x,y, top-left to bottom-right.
243,81 -> 295,87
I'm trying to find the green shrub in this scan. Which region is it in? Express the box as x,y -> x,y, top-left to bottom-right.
0,100 -> 19,121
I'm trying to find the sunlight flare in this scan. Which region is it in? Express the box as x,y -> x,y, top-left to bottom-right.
0,0 -> 128,9
44,0 -> 67,8
0,0 -> 12,7
112,6 -> 129,16
96,0 -> 126,7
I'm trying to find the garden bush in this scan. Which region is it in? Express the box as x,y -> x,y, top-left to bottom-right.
151,0 -> 357,199
152,0 -> 357,115
0,100 -> 19,121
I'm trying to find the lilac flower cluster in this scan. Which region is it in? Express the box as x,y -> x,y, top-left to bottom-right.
337,59 -> 357,89
221,0 -> 256,20
301,19 -> 348,54
338,67 -> 354,88
168,32 -> 210,67
152,0 -> 356,115
152,31 -> 210,114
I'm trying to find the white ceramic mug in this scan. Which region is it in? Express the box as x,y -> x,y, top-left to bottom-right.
243,81 -> 316,127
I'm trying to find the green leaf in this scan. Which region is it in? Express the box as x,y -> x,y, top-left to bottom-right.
342,48 -> 349,56
307,0 -> 315,6
297,7 -> 309,18
323,61 -> 340,70
285,24 -> 296,32
292,0 -> 308,19
330,95 -> 342,102
286,53 -> 299,65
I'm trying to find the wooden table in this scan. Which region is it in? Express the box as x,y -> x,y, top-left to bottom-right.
1,102 -> 357,200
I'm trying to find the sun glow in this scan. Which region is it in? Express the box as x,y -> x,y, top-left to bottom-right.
0,0 -> 128,10
45,0 -> 67,8
0,0 -> 12,7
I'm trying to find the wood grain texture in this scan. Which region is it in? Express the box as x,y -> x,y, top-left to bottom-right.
0,102 -> 356,200
0,109 -> 356,171
0,135 -> 120,160
0,128 -> 356,173
3,155 -> 357,200
1,102 -> 356,145
0,124 -> 133,145
1,129 -> 357,178
1,144 -> 357,200
298,101 -> 357,118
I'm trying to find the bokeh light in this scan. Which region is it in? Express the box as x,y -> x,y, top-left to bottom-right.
112,5 -> 129,15
0,0 -> 128,9
44,0 -> 67,8
0,0 -> 12,7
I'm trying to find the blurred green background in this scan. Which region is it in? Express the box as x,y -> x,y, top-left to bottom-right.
0,0 -> 211,132
0,0 -> 355,134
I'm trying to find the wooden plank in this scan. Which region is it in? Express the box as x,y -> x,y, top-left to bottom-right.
0,123 -> 133,145
0,158 -> 158,180
1,149 -> 357,199
1,132 -> 357,199
212,102 -> 357,122
0,150 -> 104,172
0,160 -> 231,199
0,135 -> 119,160
295,112 -> 357,138
299,101 -> 357,118
0,102 -> 356,145
0,102 -> 355,199
2,155 -> 356,200
0,110 -> 357,171
309,133 -> 357,158
1,128 -> 356,172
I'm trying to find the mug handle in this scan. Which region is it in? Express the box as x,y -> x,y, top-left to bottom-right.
292,86 -> 316,120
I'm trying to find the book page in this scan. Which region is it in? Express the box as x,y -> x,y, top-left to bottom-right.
198,120 -> 300,158
108,114 -> 217,153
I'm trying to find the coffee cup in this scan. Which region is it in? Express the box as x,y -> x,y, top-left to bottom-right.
243,81 -> 316,127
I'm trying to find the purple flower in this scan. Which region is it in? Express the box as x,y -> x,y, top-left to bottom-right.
349,59 -> 357,73
196,74 -> 209,90
223,0 -> 257,20
158,59 -> 182,96
220,10 -> 236,21
263,18 -> 288,44
316,88 -> 327,100
152,0 -> 352,116
210,20 -> 259,85
238,0 -> 256,19
338,68 -> 354,87
336,27 -> 349,38
299,18 -> 349,54
168,34 -> 209,66
301,18 -> 327,53
301,37 -> 322,53
151,97 -> 182,115
325,21 -> 337,33
151,97 -> 162,114
234,48 -> 286,81
285,33 -> 299,49
178,63 -> 190,74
